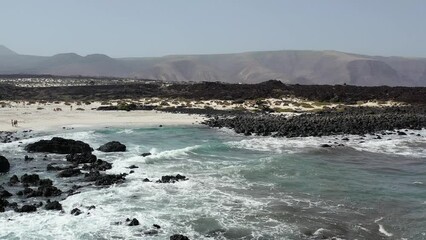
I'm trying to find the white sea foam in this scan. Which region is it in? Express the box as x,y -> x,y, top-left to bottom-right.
225,130 -> 426,158
116,129 -> 134,134
379,224 -> 393,237
143,145 -> 201,163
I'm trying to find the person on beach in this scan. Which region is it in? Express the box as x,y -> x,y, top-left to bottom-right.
13,120 -> 18,127
11,119 -> 13,127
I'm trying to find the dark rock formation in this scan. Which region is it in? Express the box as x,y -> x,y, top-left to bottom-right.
57,169 -> 82,178
203,106 -> 426,138
9,175 -> 19,185
66,152 -> 97,164
82,159 -> 112,171
83,171 -> 126,186
45,200 -> 62,211
97,141 -> 126,152
15,204 -> 37,213
25,137 -> 93,154
71,208 -> 82,216
156,174 -> 188,183
0,190 -> 12,198
141,153 -> 152,157
170,234 -> 190,240
0,155 -> 10,173
94,174 -> 126,186
20,174 -> 40,185
128,218 -> 140,226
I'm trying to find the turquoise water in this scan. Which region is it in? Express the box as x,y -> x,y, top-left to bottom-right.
0,126 -> 426,239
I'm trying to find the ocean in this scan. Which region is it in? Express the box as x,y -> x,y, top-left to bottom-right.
0,125 -> 425,239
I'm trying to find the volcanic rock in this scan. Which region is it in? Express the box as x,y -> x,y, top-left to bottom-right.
71,208 -> 83,216
0,155 -> 10,173
25,137 -> 93,154
66,152 -> 97,164
57,169 -> 82,178
20,174 -> 40,185
15,204 -> 37,213
156,174 -> 187,183
128,218 -> 140,226
45,200 -> 62,211
97,141 -> 126,152
170,234 -> 190,240
0,190 -> 12,198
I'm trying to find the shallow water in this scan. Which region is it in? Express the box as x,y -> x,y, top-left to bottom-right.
0,126 -> 425,239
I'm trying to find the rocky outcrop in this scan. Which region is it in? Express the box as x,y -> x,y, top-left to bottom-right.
170,234 -> 190,240
97,141 -> 126,152
25,137 -> 93,154
0,155 -> 10,173
203,106 -> 426,137
66,152 -> 97,164
45,200 -> 62,211
156,174 -> 188,183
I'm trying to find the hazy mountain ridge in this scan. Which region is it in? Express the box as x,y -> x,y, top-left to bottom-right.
0,46 -> 425,86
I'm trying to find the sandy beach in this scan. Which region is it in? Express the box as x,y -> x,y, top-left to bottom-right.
0,101 -> 204,131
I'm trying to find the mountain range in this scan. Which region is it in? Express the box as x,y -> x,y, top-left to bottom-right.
1,45 -> 426,86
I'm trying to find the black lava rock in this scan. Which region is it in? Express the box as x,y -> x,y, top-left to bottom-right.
153,224 -> 161,229
170,234 -> 190,240
71,208 -> 82,216
97,141 -> 126,152
9,175 -> 20,185
157,174 -> 187,183
45,200 -> 62,211
66,152 -> 97,164
141,153 -> 152,157
25,137 -> 93,154
15,204 -> 37,213
0,155 -> 10,173
21,174 -> 40,185
82,159 -> 112,171
57,169 -> 82,178
128,218 -> 140,226
0,190 -> 12,198
94,174 -> 126,186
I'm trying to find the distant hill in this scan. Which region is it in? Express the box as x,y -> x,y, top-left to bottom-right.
0,46 -> 425,86
0,45 -> 18,56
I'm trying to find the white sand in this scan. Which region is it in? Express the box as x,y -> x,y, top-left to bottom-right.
0,101 -> 204,132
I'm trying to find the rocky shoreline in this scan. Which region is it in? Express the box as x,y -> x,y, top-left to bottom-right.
0,137 -> 190,239
202,105 -> 426,138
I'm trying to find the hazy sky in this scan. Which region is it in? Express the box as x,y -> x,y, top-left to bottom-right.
1,0 -> 425,58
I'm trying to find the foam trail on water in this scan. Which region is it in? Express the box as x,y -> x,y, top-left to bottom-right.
379,224 -> 393,237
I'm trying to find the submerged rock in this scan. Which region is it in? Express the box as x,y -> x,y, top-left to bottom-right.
25,137 -> 93,154
0,190 -> 12,198
0,155 -> 10,173
144,230 -> 158,235
71,208 -> 82,216
20,174 -> 40,185
15,204 -> 37,213
57,169 -> 82,178
156,174 -> 188,183
9,175 -> 20,185
66,152 -> 97,164
94,174 -> 126,186
82,159 -> 112,171
128,218 -> 140,226
170,234 -> 190,240
97,141 -> 126,152
45,200 -> 62,211
141,153 -> 152,157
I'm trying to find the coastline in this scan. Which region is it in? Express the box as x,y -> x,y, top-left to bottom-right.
0,101 -> 204,132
